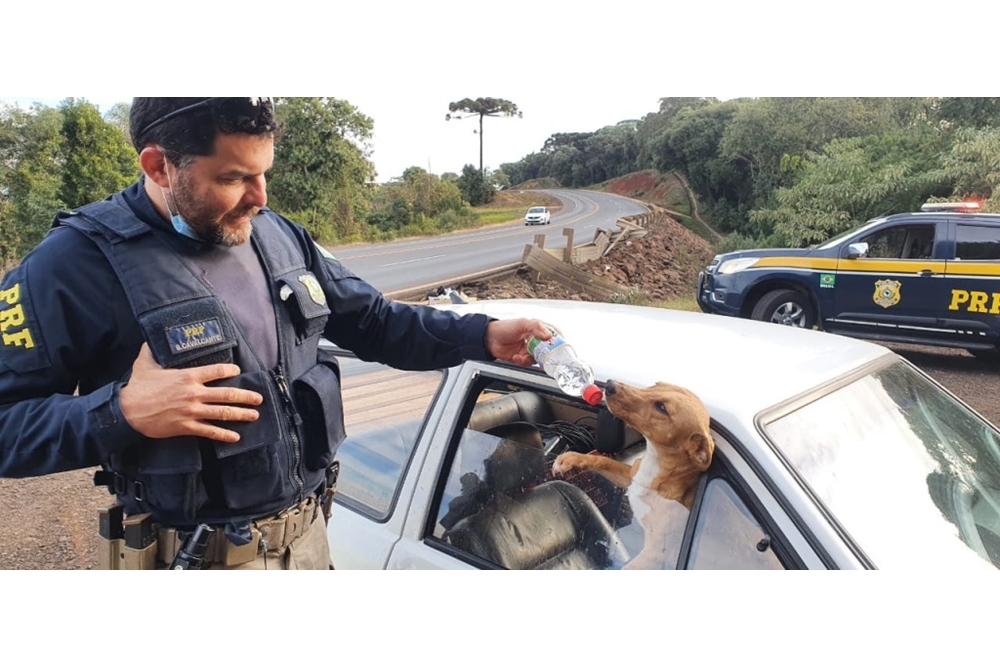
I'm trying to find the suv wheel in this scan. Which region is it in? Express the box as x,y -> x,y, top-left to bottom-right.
750,289 -> 817,328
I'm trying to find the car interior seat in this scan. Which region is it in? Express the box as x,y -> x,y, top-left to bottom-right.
443,438 -> 630,570
467,391 -> 554,433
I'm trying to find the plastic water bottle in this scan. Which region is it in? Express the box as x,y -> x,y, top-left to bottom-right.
526,325 -> 604,405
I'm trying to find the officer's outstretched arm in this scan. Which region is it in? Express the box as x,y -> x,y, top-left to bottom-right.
119,344 -> 263,442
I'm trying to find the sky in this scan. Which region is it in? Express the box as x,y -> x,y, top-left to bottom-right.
4,1 -> 985,183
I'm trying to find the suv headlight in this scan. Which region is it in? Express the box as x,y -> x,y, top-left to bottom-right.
717,258 -> 760,274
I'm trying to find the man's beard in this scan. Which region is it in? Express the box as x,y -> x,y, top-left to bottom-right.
170,172 -> 257,246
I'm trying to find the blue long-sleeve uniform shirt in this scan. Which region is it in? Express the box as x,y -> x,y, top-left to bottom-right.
0,181 -> 492,478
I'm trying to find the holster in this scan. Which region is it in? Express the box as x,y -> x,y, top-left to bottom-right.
122,513 -> 157,570
97,504 -> 125,570
98,506 -> 158,570
321,461 -> 340,521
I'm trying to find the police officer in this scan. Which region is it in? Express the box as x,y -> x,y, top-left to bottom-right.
0,97 -> 551,569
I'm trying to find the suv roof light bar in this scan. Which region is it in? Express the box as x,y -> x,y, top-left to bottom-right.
920,202 -> 982,213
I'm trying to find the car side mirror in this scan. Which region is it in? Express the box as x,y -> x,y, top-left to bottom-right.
843,242 -> 869,259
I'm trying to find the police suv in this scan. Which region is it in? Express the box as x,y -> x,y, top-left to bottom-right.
697,202 -> 1000,358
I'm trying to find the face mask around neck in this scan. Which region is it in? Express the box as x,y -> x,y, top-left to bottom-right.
161,168 -> 202,241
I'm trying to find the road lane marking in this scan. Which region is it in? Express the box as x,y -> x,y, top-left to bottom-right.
381,254 -> 446,267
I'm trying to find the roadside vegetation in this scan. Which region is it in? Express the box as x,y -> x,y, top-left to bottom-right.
0,98 -> 531,268
5,97 -> 1000,270
502,97 -> 1000,250
657,295 -> 700,312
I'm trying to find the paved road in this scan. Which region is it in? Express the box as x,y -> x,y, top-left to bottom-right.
328,189 -> 648,294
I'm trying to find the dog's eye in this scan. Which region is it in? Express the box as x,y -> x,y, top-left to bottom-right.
655,401 -> 668,415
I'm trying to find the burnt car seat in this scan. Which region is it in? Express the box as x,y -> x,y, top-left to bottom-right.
468,391 -> 554,433
444,438 -> 629,569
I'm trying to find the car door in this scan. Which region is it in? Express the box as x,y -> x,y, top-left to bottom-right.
386,361 -> 830,570
324,349 -> 450,569
942,219 -> 1000,348
384,361 -> 535,569
828,220 -> 951,340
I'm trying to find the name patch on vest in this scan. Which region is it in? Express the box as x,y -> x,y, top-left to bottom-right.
166,318 -> 225,353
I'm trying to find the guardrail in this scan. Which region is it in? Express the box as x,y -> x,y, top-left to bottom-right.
385,206 -> 666,303
534,207 -> 661,266
384,262 -> 523,303
515,208 -> 664,300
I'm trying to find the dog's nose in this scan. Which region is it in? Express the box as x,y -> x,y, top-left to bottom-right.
605,380 -> 618,396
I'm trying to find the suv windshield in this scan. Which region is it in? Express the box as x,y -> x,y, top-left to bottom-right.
814,218 -> 885,250
764,360 -> 1000,570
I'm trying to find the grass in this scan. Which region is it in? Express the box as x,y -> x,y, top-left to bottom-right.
607,288 -> 701,313
654,295 -> 701,312
472,207 -> 528,225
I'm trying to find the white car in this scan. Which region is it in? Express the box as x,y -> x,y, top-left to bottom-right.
524,206 -> 551,225
325,299 -> 1000,570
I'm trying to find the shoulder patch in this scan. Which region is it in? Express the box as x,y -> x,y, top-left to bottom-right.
0,283 -> 34,349
0,270 -> 51,373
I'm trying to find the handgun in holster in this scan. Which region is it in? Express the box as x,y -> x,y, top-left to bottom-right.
321,460 -> 340,521
98,504 -> 125,570
168,524 -> 215,570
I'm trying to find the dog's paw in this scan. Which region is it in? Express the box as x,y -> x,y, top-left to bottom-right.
552,452 -> 584,477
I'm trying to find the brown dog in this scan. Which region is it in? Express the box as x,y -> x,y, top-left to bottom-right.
552,379 -> 714,569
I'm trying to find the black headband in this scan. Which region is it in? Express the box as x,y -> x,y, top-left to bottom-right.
138,97 -> 275,138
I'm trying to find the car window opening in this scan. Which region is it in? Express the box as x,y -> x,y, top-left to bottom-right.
429,382 -> 784,570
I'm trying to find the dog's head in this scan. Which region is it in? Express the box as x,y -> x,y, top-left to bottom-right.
604,379 -> 714,472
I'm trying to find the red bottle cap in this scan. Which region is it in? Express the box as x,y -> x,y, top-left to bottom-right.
582,384 -> 604,406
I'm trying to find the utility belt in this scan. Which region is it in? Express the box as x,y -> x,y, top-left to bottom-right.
98,462 -> 339,570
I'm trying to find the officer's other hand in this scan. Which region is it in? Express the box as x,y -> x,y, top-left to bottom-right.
485,318 -> 552,367
119,343 -> 264,443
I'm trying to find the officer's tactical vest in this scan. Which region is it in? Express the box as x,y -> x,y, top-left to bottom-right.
59,193 -> 345,527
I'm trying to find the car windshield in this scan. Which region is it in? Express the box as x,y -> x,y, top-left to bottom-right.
813,218 -> 886,250
528,207 -> 544,213
764,359 -> 1000,570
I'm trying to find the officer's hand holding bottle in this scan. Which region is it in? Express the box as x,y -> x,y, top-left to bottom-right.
484,319 -> 553,367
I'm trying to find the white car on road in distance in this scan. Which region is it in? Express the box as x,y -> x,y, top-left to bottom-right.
524,206 -> 551,225
325,299 -> 1000,570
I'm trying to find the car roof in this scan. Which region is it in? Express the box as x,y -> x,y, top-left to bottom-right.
880,211 -> 1000,224
438,299 -> 894,422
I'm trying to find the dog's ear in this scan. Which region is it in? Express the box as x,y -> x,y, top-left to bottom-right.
686,432 -> 714,470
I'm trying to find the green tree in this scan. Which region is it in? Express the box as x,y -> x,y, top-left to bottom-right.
500,151 -> 550,186
0,103 -> 66,260
59,98 -> 139,208
490,169 -> 511,191
636,98 -> 717,169
457,164 -> 493,206
941,127 -> 1000,210
1,100 -> 140,262
104,101 -> 132,140
367,166 -> 466,236
647,100 -> 750,231
750,129 -> 952,246
446,97 -> 522,174
934,98 -> 1000,128
268,97 -> 375,243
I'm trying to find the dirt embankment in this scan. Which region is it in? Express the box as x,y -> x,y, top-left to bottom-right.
457,211 -> 714,303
